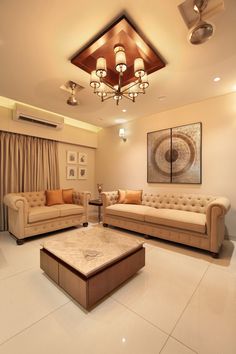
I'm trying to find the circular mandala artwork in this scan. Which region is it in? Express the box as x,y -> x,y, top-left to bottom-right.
152,132 -> 196,177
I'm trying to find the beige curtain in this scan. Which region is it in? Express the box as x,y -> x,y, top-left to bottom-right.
0,131 -> 60,230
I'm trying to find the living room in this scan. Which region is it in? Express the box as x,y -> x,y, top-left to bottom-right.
0,0 -> 236,353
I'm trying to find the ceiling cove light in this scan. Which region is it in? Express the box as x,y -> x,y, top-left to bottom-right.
70,15 -> 166,106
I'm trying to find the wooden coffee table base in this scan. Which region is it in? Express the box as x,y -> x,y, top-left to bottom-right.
40,247 -> 145,310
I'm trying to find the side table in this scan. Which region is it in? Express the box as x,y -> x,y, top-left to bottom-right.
89,199 -> 103,222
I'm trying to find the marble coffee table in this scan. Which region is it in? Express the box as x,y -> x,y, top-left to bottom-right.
40,229 -> 145,310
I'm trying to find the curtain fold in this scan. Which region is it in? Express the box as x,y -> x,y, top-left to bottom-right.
0,131 -> 60,231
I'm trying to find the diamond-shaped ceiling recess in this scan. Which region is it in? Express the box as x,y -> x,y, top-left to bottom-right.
71,15 -> 166,88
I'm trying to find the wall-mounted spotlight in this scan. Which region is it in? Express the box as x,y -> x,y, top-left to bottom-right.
119,128 -> 127,142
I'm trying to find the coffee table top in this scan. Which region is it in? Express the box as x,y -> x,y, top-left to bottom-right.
41,228 -> 144,277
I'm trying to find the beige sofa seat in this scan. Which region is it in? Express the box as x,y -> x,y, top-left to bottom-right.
106,204 -> 152,221
4,190 -> 91,244
54,204 -> 84,217
101,191 -> 231,256
28,206 -> 60,223
144,208 -> 206,234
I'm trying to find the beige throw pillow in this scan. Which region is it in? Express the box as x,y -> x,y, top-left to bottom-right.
117,189 -> 126,203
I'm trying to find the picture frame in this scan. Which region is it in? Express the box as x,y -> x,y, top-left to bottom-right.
66,165 -> 77,180
147,122 -> 202,184
67,151 -> 77,164
78,152 -> 87,165
78,167 -> 88,180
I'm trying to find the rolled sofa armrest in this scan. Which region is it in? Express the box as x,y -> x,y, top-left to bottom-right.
206,197 -> 231,253
73,191 -> 91,223
206,197 -> 230,220
101,191 -> 118,208
3,193 -> 29,238
101,191 -> 118,223
4,194 -> 29,211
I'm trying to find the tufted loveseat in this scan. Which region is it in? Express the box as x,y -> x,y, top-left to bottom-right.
4,190 -> 91,244
101,191 -> 230,257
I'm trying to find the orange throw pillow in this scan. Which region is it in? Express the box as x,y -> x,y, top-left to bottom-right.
62,189 -> 73,204
124,190 -> 142,205
46,189 -> 64,206
117,189 -> 126,203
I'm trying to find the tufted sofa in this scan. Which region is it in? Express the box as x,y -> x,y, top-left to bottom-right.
4,190 -> 91,244
101,191 -> 230,256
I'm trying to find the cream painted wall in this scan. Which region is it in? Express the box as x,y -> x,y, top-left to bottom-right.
0,106 -> 97,199
96,92 -> 236,237
0,106 -> 97,148
58,143 -> 96,198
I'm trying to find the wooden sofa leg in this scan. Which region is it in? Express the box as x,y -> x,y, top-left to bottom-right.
211,252 -> 219,258
103,223 -> 108,228
16,239 -> 25,245
83,222 -> 88,227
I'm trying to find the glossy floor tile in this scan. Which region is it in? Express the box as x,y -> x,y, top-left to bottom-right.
161,337 -> 196,354
173,266 -> 236,354
112,247 -> 209,333
0,226 -> 236,354
0,268 -> 69,344
0,300 -> 167,354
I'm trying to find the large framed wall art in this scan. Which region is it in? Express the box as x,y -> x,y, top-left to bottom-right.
147,122 -> 202,184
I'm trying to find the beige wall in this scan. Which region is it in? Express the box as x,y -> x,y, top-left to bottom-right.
96,92 -> 236,237
0,106 -> 97,148
58,142 -> 96,197
0,106 -> 97,199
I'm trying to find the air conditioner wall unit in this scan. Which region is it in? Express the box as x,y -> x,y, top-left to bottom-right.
13,104 -> 64,130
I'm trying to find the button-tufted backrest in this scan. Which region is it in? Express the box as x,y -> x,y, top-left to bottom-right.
142,193 -> 216,214
17,191 -> 46,207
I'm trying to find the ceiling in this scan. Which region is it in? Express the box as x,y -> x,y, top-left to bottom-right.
0,0 -> 236,128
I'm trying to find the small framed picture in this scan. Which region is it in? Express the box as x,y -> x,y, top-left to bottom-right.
78,152 -> 87,165
67,151 -> 77,164
67,166 -> 77,180
78,167 -> 87,180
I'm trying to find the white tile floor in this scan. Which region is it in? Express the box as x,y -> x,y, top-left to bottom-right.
0,224 -> 235,354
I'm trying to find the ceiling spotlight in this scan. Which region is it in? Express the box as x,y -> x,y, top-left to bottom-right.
122,109 -> 127,112
213,77 -> 221,82
189,0 -> 214,45
67,82 -> 78,106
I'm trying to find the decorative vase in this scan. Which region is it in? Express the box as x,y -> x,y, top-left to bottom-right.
97,183 -> 103,200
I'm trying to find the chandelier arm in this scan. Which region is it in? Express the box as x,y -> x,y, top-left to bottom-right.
100,79 -> 116,91
102,95 -> 115,102
122,94 -> 135,102
121,79 -> 141,94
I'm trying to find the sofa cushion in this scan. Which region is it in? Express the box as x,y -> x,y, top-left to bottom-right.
28,206 -> 60,223
54,204 -> 84,217
106,204 -> 151,221
124,190 -> 142,205
145,208 -> 206,233
62,189 -> 73,204
117,189 -> 126,203
46,189 -> 64,206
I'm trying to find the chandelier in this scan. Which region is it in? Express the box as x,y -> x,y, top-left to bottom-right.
89,45 -> 149,105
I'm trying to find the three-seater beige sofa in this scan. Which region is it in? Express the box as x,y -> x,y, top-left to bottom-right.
4,190 -> 90,244
101,191 -> 230,257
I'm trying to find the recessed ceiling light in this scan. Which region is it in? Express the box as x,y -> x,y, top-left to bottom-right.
115,118 -> 127,124
158,96 -> 166,101
122,109 -> 127,112
213,77 -> 221,82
